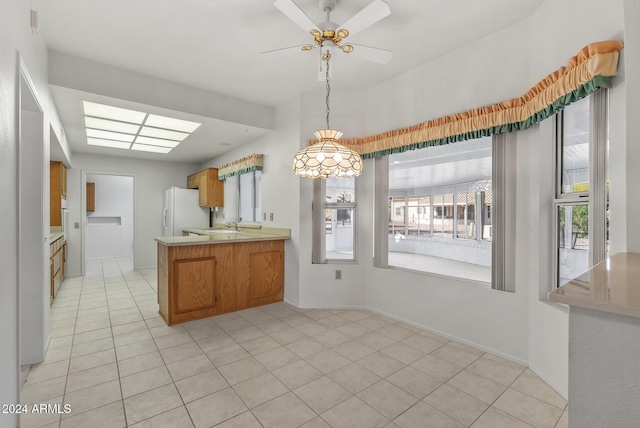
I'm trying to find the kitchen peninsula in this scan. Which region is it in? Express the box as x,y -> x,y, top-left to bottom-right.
155,226 -> 290,325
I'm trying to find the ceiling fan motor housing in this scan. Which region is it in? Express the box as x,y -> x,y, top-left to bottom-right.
319,0 -> 337,12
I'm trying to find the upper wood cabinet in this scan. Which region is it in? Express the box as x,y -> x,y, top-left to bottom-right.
86,182 -> 95,212
50,161 -> 67,226
187,168 -> 224,207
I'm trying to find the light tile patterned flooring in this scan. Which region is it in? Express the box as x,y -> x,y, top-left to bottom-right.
21,257 -> 569,428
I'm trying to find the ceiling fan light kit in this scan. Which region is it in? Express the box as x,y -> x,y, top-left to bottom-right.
278,0 -> 389,178
270,0 -> 393,70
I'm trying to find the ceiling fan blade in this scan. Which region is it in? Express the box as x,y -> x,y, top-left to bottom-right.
274,0 -> 320,34
348,43 -> 393,64
261,44 -> 315,57
339,0 -> 390,37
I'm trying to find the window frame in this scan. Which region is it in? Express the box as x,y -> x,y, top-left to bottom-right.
225,170 -> 262,225
238,170 -> 261,223
373,134 -> 515,290
552,89 -> 608,289
312,177 -> 357,264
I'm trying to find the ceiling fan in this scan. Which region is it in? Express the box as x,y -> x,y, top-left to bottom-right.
266,0 -> 393,80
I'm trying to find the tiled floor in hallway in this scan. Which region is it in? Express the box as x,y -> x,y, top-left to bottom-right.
21,257 -> 568,428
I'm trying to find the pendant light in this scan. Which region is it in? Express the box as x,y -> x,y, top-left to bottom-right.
292,50 -> 362,179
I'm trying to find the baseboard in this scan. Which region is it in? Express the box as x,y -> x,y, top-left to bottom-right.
367,307 -> 529,366
294,303 -> 367,310
529,363 -> 568,400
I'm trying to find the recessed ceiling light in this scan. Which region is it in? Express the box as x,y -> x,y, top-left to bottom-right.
131,144 -> 172,154
145,114 -> 201,133
85,117 -> 140,134
83,101 -> 147,124
87,138 -> 132,150
135,136 -> 180,148
86,129 -> 135,142
139,127 -> 189,141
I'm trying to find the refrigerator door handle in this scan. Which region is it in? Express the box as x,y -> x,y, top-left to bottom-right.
163,207 -> 168,232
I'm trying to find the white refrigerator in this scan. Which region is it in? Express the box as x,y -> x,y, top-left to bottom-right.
162,187 -> 209,236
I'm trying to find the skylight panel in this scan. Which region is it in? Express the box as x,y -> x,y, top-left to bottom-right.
139,127 -> 189,141
145,114 -> 201,133
85,117 -> 141,134
83,101 -> 146,123
131,144 -> 172,154
87,138 -> 132,150
134,136 -> 180,148
86,129 -> 135,142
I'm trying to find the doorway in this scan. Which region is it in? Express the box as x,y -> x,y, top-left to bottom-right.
83,173 -> 135,272
18,59 -> 47,365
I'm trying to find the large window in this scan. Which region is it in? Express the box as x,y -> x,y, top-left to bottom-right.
386,136 -> 493,282
554,91 -> 609,287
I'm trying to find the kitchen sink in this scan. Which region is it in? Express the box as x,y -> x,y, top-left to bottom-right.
205,230 -> 241,234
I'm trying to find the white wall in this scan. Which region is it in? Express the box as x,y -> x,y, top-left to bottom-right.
568,307 -> 640,427
86,174 -> 134,260
0,0 -> 70,424
65,153 -> 200,274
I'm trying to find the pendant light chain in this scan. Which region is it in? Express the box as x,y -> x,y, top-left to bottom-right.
291,42 -> 362,179
325,51 -> 331,130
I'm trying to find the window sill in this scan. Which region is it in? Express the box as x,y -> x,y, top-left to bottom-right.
381,264 -> 491,288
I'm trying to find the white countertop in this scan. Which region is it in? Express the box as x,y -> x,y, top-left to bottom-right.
548,252 -> 640,319
155,226 -> 290,247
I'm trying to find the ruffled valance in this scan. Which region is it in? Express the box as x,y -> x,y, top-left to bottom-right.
218,153 -> 263,180
316,41 -> 623,159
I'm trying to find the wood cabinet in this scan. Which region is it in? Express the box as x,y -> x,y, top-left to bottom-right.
50,161 -> 67,226
187,168 -> 224,208
157,240 -> 284,325
50,236 -> 66,302
86,182 -> 95,212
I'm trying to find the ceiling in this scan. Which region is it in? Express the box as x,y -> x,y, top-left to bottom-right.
34,0 -> 546,164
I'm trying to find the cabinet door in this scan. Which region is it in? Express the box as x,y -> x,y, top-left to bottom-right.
50,162 -> 62,226
187,173 -> 199,189
86,182 -> 95,212
198,174 -> 207,207
206,169 -> 224,207
61,164 -> 67,199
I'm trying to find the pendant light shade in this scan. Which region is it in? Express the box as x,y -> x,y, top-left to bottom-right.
292,50 -> 362,179
292,129 -> 362,178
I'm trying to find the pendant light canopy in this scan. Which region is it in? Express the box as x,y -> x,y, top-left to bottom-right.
292,51 -> 362,179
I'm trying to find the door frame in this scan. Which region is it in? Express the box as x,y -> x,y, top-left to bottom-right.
81,170 -> 138,275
